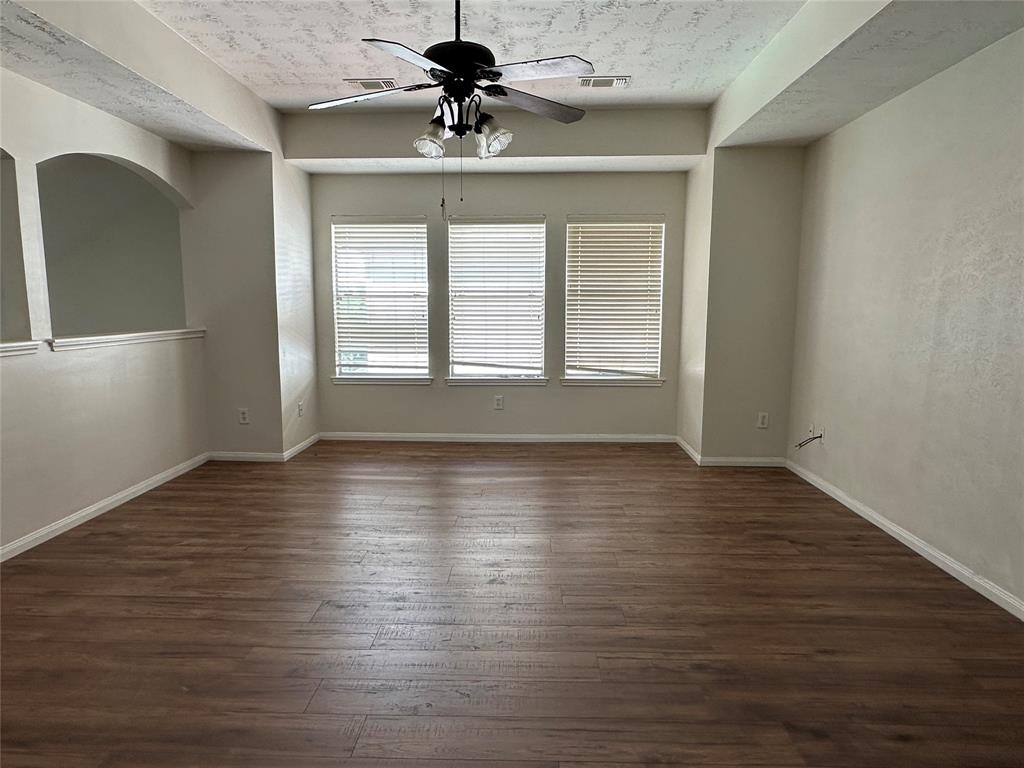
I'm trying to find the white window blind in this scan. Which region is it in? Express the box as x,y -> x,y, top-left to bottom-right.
448,218 -> 546,379
565,217 -> 665,380
331,219 -> 429,378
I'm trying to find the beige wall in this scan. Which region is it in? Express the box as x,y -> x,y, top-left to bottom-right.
180,151 -> 283,454
701,147 -> 804,459
1,152 -> 30,341
38,153 -> 186,337
273,155 -> 318,452
676,147 -> 805,460
313,172 -> 685,436
286,108 -> 707,163
677,0 -> 889,459
676,154 -> 714,453
0,70 -> 205,551
789,30 -> 1024,601
0,340 -> 206,546
0,70 -> 194,341
1,66 -> 317,552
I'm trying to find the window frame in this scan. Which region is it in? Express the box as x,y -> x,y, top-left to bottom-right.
445,216 -> 548,385
329,215 -> 432,384
561,215 -> 666,387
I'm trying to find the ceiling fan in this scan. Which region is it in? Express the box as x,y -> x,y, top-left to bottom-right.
308,0 -> 595,159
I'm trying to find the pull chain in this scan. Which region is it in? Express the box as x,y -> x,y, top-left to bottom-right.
459,136 -> 464,202
440,154 -> 446,221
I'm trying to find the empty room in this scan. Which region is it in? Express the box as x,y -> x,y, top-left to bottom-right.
1,0 -> 1022,765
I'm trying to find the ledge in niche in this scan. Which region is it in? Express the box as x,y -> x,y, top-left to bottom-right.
0,341 -> 42,357
47,328 -> 206,352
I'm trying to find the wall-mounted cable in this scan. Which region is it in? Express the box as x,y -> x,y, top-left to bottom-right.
795,433 -> 823,449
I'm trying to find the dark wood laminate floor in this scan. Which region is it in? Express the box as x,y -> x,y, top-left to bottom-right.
2,441 -> 1022,768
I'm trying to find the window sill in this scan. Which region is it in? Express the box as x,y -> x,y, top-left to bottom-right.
0,340 -> 41,357
332,376 -> 433,385
446,377 -> 549,386
46,328 -> 206,352
561,377 -> 664,387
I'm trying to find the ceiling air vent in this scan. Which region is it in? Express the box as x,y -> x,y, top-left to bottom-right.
579,75 -> 631,88
344,78 -> 398,91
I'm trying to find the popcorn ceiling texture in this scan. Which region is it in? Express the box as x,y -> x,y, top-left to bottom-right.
723,0 -> 1024,145
139,0 -> 803,111
0,0 -> 260,149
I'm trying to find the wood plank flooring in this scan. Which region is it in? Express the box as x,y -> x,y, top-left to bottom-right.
2,441 -> 1022,767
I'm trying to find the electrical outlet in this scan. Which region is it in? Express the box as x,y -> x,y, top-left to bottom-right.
298,400 -> 304,417
756,412 -> 769,429
238,408 -> 250,425
809,423 -> 825,444
494,394 -> 504,411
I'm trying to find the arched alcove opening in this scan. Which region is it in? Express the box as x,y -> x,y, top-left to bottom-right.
37,153 -> 187,337
1,149 -> 32,341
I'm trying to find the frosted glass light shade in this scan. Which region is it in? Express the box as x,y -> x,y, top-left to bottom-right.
413,117 -> 447,159
474,130 -> 492,159
475,115 -> 513,158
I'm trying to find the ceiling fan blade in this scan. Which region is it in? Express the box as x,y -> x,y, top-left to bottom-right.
364,38 -> 451,76
308,82 -> 439,110
478,55 -> 594,83
480,84 -> 585,124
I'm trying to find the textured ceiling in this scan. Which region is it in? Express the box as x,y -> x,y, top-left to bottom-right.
140,0 -> 804,111
723,0 -> 1024,146
0,0 -> 260,149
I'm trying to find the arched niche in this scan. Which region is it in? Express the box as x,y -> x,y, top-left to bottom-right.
1,148 -> 32,341
34,149 -> 193,211
36,153 -> 187,337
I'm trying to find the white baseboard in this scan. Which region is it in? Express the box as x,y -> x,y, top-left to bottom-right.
319,432 -> 679,443
14,435 -> 1016,622
672,437 -> 784,467
207,434 -> 320,463
675,436 -> 701,464
1,435 -> 322,560
787,460 -> 1024,622
0,453 -> 209,561
700,455 -> 787,467
283,432 -> 321,460
318,432 -> 778,463
207,451 -> 286,462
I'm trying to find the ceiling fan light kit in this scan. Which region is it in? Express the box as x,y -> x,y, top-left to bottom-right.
309,0 -> 594,162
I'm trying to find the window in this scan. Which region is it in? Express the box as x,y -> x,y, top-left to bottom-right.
331,218 -> 429,380
564,217 -> 665,382
448,217 -> 546,381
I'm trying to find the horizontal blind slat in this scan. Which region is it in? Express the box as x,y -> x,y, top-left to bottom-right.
565,221 -> 665,379
448,221 -> 546,378
332,223 -> 430,377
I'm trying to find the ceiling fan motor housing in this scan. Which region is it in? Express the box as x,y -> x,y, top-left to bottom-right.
424,40 -> 496,81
